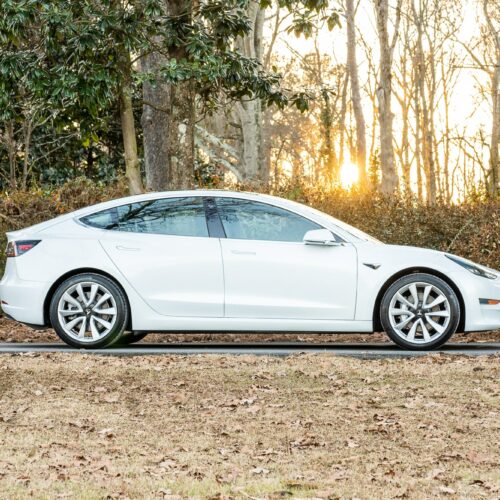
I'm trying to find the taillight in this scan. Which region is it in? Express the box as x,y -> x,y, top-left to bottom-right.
5,240 -> 41,257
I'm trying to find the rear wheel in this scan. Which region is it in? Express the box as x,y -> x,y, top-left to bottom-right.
49,273 -> 129,349
380,273 -> 460,350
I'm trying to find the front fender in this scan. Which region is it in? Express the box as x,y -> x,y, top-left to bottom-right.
354,244 -> 463,322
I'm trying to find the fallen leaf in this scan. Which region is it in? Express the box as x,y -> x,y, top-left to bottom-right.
97,428 -> 115,439
251,467 -> 270,475
438,486 -> 455,495
246,404 -> 261,414
426,468 -> 445,480
467,451 -> 491,464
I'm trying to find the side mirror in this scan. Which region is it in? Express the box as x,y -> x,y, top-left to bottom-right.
303,229 -> 340,246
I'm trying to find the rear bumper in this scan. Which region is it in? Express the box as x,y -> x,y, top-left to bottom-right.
0,263 -> 47,326
1,311 -> 48,330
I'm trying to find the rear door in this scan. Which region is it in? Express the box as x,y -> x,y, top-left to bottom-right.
82,196 -> 224,317
214,197 -> 358,320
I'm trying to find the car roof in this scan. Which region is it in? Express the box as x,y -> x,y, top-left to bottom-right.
73,190 -> 300,217
17,190 -> 306,234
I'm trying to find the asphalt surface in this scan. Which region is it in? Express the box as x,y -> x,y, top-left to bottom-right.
0,342 -> 499,359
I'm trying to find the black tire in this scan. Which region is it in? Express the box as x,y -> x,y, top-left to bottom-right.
49,273 -> 129,349
113,331 -> 148,346
380,273 -> 460,350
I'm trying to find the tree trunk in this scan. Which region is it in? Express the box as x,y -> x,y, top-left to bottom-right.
234,2 -> 266,184
142,0 -> 195,191
118,50 -> 144,195
321,91 -> 338,184
441,59 -> 451,202
490,59 -> 500,197
21,119 -> 32,190
482,0 -> 499,197
400,91 -> 411,195
236,99 -> 264,183
346,0 -> 367,187
6,121 -> 17,190
412,0 -> 436,204
374,0 -> 399,194
338,72 -> 349,177
142,49 -> 170,191
166,79 -> 195,189
413,68 -> 423,202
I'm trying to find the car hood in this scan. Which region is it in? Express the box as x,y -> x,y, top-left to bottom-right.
355,242 -> 455,272
355,242 -> 499,276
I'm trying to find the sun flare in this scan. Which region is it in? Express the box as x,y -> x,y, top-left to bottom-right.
340,162 -> 359,188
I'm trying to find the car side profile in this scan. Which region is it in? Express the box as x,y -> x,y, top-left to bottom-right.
1,190 -> 499,350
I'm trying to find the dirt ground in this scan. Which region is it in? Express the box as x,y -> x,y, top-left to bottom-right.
1,317 -> 500,345
0,352 -> 498,499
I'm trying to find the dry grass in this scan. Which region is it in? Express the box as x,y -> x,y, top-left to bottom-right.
0,352 -> 498,499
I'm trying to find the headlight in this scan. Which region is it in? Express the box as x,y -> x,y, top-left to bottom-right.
446,254 -> 498,280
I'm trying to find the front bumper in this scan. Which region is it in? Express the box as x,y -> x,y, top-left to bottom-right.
0,261 -> 47,326
449,270 -> 500,332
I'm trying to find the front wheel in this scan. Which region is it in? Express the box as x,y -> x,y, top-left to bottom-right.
380,273 -> 460,350
50,273 -> 129,349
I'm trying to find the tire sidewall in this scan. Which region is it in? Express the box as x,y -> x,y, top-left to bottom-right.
380,273 -> 460,350
50,273 -> 129,349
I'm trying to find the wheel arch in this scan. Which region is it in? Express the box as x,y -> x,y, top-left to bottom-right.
372,267 -> 466,333
43,268 -> 132,329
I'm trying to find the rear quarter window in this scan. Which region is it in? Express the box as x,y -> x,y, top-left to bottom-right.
79,197 -> 208,237
80,208 -> 118,229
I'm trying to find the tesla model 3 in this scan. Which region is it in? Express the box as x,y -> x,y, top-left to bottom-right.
1,190 -> 499,349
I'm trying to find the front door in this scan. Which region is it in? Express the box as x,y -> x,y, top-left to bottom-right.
214,197 -> 357,320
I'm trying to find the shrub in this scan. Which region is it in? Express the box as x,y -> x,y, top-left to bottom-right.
277,183 -> 500,269
0,179 -> 499,276
0,178 -> 128,271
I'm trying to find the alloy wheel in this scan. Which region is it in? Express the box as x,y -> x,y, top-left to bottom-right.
388,281 -> 451,345
57,281 -> 118,342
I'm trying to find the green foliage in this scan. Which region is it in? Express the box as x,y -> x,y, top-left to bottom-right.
0,0 -> 153,188
284,0 -> 340,38
0,0 -> 341,188
0,0 -> 340,119
0,0 -> 162,124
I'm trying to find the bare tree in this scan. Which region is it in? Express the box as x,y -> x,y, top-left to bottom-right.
118,49 -> 144,195
198,2 -> 267,184
454,0 -> 499,197
411,0 -> 436,203
345,0 -> 367,186
481,0 -> 499,196
234,2 -> 267,183
393,9 -> 413,195
373,0 -> 402,194
357,30 -> 379,178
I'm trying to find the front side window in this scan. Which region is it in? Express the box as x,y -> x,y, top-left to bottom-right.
80,197 -> 208,237
216,198 -> 322,242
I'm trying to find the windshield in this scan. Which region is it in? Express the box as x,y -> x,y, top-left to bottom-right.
287,201 -> 382,243
322,213 -> 381,242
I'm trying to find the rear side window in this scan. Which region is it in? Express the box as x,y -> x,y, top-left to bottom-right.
215,198 -> 322,242
80,197 -> 208,237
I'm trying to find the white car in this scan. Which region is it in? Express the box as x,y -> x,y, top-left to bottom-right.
1,190 -> 499,350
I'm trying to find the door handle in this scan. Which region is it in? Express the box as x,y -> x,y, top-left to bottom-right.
116,245 -> 140,252
231,249 -> 256,255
